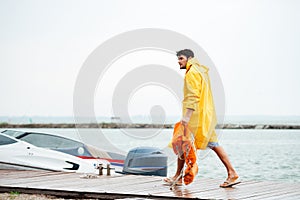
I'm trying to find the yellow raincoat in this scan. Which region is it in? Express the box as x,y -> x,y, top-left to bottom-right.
182,57 -> 218,150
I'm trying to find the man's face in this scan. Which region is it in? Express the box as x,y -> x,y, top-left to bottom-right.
178,55 -> 188,69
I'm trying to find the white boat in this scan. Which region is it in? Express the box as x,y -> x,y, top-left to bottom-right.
0,133 -> 107,173
1,130 -> 125,168
1,130 -> 168,176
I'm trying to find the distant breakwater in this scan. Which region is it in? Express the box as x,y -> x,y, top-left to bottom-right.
0,122 -> 299,129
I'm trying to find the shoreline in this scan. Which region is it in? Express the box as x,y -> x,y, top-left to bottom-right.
0,122 -> 300,129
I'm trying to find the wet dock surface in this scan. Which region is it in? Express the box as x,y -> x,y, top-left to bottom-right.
0,169 -> 299,199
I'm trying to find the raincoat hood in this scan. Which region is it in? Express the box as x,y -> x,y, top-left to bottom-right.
186,57 -> 209,73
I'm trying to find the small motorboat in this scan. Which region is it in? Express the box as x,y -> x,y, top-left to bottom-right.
1,130 -> 168,176
0,133 -> 106,173
1,130 -> 125,169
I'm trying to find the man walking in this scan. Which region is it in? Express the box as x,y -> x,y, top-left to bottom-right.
165,49 -> 240,188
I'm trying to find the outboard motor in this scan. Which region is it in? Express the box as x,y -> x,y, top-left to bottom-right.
122,147 -> 167,176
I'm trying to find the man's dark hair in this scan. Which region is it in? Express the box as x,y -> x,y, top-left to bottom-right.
176,49 -> 194,58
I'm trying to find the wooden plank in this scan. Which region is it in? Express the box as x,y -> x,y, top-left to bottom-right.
150,178 -> 223,198
154,181 -> 280,199
130,183 -> 189,196
243,191 -> 300,200
82,176 -> 164,195
38,175 -> 145,192
239,185 -> 300,199
0,170 -> 62,180
134,179 -> 259,199
14,174 -> 89,189
0,171 -> 76,185
105,176 -> 162,190
195,181 -> 298,200
145,179 -> 225,198
106,179 -> 165,195
21,174 -> 161,194
197,184 -> 275,199
235,181 -> 297,198
3,172 -> 129,190
78,175 -> 161,188
160,178 -> 256,197
186,180 -> 260,198
152,180 -> 250,200
0,169 -> 66,178
263,192 -> 300,200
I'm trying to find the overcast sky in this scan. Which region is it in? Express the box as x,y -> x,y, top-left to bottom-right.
0,0 -> 299,118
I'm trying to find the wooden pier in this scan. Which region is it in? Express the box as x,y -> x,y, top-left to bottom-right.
0,169 -> 299,199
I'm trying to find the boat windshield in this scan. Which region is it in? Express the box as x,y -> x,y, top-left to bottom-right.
0,134 -> 17,145
1,130 -> 25,138
18,133 -> 83,149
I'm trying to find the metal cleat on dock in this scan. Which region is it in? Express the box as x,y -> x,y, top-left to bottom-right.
97,164 -> 115,176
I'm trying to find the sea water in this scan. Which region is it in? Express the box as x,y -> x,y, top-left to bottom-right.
2,128 -> 299,183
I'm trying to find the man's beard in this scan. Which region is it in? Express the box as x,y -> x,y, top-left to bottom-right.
180,65 -> 186,69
